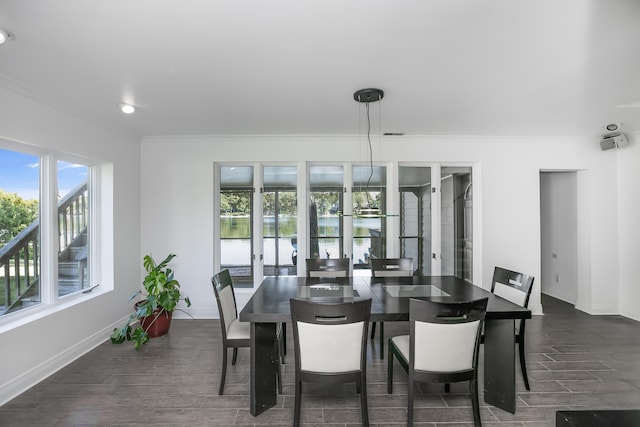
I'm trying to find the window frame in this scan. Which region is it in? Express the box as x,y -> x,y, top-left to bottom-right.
0,138 -> 108,329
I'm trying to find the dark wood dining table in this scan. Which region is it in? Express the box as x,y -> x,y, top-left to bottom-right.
239,275 -> 531,417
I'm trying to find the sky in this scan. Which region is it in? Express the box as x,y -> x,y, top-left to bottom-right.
0,148 -> 87,200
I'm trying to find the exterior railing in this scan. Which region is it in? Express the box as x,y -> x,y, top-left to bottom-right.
0,182 -> 87,315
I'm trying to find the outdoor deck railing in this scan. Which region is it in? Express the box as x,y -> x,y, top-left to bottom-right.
0,182 -> 87,315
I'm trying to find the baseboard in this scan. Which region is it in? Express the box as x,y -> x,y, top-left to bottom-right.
542,290 -> 575,305
173,307 -> 217,319
529,302 -> 544,316
0,315 -> 127,406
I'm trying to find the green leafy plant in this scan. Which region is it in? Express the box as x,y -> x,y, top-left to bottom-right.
111,253 -> 191,350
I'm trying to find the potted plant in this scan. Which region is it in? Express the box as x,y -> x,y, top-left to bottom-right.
111,253 -> 191,350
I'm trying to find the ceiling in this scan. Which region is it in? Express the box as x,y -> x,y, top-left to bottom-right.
1,0 -> 639,140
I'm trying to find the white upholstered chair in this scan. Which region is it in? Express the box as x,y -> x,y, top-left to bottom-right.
211,269 -> 282,395
306,257 -> 350,278
370,257 -> 414,359
488,266 -> 535,390
290,298 -> 371,427
388,297 -> 488,426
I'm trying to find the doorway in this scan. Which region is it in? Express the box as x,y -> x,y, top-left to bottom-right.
540,171 -> 578,304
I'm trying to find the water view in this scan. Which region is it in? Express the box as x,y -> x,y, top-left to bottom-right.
221,216 -> 381,266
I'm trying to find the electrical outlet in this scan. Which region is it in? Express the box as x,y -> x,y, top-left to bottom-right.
555,274 -> 560,283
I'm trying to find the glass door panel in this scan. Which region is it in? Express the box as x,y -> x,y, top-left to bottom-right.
309,165 -> 343,260
263,166 -> 297,276
352,165 -> 386,270
440,166 -> 472,281
399,166 -> 431,275
220,166 -> 253,286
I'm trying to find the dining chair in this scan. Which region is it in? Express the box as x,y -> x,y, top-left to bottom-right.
370,257 -> 414,359
211,269 -> 282,395
305,257 -> 350,278
388,297 -> 488,426
487,266 -> 535,390
290,298 -> 372,427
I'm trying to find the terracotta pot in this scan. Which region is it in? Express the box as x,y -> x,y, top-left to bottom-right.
135,302 -> 172,338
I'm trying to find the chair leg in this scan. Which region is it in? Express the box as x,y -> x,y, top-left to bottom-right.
360,376 -> 370,427
444,383 -> 450,393
281,323 -> 287,359
379,322 -> 385,360
231,347 -> 238,365
470,379 -> 481,426
387,342 -> 394,394
277,323 -> 286,364
370,322 -> 376,339
518,336 -> 530,390
219,347 -> 228,395
276,357 -> 283,395
273,329 -> 284,394
407,376 -> 415,426
293,377 -> 302,427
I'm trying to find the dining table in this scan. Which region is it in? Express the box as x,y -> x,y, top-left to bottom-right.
239,275 -> 531,417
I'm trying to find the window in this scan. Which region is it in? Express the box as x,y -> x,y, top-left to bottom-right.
440,167 -> 473,281
0,148 -> 40,315
398,165 -> 473,281
399,166 -> 431,275
352,165 -> 386,269
1,145 -> 96,317
212,161 -> 474,286
219,166 -> 254,286
57,160 -> 90,297
263,166 -> 297,276
309,165 -> 344,259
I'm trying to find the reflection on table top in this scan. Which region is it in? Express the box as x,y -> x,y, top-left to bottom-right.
382,284 -> 450,298
239,275 -> 531,323
299,283 -> 360,298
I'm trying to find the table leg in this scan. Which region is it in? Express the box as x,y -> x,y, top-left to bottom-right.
250,322 -> 278,416
483,318 -> 516,413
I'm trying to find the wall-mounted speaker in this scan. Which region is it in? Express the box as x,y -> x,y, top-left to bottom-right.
600,133 -> 628,151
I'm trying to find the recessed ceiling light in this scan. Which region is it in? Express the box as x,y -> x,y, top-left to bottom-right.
604,123 -> 621,132
119,103 -> 135,114
0,28 -> 15,44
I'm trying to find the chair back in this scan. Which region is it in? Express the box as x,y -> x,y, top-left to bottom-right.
491,267 -> 535,308
370,258 -> 414,277
290,298 -> 371,373
211,269 -> 238,337
306,258 -> 350,278
409,298 -> 487,373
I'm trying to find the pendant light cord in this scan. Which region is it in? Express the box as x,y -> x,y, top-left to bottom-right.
365,101 -> 374,208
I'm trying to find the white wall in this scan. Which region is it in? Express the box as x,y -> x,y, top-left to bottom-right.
141,134 -> 625,319
540,172 -> 578,303
0,86 -> 142,404
617,132 -> 640,321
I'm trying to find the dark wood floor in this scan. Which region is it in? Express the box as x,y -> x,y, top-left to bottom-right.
2,294 -> 640,426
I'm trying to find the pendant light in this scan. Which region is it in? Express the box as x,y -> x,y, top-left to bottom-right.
353,88 -> 384,218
